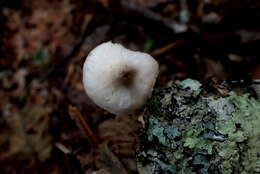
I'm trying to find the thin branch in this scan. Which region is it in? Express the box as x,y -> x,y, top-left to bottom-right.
68,105 -> 100,147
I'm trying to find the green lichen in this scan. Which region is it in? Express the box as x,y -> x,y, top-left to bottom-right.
137,79 -> 260,174
216,93 -> 260,174
176,79 -> 202,98
147,117 -> 181,148
208,97 -> 235,121
183,128 -> 215,155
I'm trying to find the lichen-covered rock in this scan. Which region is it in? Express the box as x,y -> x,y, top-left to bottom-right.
137,79 -> 260,174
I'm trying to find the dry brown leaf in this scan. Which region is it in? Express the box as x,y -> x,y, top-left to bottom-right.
0,104 -> 52,162
95,143 -> 128,174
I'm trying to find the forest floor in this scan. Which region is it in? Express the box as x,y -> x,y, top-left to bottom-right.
0,0 -> 259,173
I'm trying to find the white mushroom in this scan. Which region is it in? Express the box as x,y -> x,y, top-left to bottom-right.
83,41 -> 159,115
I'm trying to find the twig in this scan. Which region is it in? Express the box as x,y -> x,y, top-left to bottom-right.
151,39 -> 184,56
68,105 -> 100,147
43,14 -> 94,81
223,79 -> 260,85
55,142 -> 71,154
23,13 -> 95,92
114,0 -> 188,33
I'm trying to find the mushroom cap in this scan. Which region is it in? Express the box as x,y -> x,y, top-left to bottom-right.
83,41 -> 159,115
